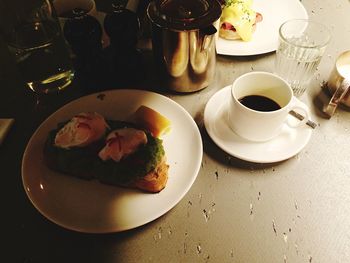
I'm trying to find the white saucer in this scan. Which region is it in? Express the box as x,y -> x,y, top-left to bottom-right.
204,86 -> 313,163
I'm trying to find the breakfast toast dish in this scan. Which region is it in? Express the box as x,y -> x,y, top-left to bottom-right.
43,107 -> 171,193
219,0 -> 263,41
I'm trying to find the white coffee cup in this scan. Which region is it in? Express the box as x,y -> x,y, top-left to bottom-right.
228,71 -> 310,142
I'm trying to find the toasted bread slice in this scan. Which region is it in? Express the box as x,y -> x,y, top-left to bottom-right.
44,118 -> 169,193
132,158 -> 169,193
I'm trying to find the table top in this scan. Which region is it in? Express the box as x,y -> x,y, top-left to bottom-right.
2,0 -> 350,262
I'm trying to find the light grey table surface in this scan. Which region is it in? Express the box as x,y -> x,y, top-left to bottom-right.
111,1 -> 350,262
2,0 -> 350,262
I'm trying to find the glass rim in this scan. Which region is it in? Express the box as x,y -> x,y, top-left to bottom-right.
279,18 -> 331,49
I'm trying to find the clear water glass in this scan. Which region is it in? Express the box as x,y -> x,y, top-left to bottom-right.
5,0 -> 75,95
274,19 -> 331,97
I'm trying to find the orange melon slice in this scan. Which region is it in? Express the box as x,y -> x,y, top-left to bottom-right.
131,105 -> 171,137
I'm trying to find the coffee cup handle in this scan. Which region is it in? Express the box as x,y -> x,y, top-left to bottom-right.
286,97 -> 310,128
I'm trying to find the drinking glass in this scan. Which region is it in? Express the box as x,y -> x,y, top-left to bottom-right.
4,0 -> 75,98
274,19 -> 331,97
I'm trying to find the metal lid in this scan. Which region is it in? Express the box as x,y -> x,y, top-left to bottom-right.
147,0 -> 222,31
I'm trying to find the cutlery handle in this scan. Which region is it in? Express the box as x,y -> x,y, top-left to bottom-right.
289,110 -> 317,129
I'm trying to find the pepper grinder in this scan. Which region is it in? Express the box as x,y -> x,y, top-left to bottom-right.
103,0 -> 143,85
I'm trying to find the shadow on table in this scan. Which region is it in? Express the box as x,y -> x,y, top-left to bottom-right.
16,208 -> 157,263
200,126 -> 285,170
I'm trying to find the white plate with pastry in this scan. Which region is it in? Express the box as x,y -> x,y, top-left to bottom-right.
22,89 -> 202,233
216,0 -> 308,56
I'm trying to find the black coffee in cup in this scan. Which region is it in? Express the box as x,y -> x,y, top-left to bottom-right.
238,95 -> 281,112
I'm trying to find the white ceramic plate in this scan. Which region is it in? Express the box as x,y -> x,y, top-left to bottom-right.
22,89 -> 203,233
204,86 -> 312,163
216,0 -> 308,56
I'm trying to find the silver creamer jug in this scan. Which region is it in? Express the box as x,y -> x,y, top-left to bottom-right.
323,50 -> 350,117
147,0 -> 222,92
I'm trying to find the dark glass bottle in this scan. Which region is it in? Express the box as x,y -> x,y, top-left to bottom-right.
103,0 -> 140,48
103,0 -> 144,86
63,9 -> 108,90
63,9 -> 102,63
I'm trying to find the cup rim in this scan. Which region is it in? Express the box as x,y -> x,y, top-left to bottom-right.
231,71 -> 293,114
335,50 -> 350,69
53,0 -> 97,17
279,18 -> 331,49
